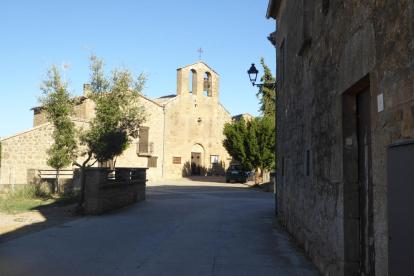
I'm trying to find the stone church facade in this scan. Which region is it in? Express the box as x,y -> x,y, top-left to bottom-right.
267,1 -> 414,276
1,62 -> 241,184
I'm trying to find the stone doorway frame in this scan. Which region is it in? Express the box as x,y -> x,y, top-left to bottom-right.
342,74 -> 375,276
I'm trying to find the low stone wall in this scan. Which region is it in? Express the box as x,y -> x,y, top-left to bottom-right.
84,167 -> 147,215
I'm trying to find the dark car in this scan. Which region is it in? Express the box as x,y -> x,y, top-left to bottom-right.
226,165 -> 247,183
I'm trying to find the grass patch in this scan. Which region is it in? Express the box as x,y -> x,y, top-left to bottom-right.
0,185 -> 79,214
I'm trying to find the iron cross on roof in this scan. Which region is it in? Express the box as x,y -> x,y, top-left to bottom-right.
198,47 -> 203,61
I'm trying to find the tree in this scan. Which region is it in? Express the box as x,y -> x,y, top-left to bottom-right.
223,117 -> 275,185
37,63 -> 79,193
38,51 -> 148,209
256,57 -> 276,119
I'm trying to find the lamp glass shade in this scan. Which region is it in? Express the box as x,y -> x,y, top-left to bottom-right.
247,63 -> 259,83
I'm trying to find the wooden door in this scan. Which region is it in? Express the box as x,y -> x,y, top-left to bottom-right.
357,87 -> 375,276
191,152 -> 201,175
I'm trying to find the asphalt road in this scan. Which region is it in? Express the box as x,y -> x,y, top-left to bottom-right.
0,177 -> 319,276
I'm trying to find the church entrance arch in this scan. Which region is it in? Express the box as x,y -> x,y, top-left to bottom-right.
191,144 -> 204,175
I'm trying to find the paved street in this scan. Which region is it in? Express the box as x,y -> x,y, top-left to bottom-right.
0,177 -> 319,276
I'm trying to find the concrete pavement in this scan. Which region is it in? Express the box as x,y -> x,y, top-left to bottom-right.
0,177 -> 320,275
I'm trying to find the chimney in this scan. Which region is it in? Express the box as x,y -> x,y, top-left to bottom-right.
83,84 -> 90,97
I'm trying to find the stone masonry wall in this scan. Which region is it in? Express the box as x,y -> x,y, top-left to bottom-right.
83,167 -> 147,215
115,97 -> 164,181
273,1 -> 414,276
0,121 -> 89,185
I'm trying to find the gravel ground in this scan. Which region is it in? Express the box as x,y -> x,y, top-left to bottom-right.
0,203 -> 82,244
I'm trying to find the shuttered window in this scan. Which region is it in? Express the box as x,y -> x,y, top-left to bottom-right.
173,157 -> 181,164
148,157 -> 158,168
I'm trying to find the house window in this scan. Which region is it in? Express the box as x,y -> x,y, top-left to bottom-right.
137,126 -> 153,155
280,41 -> 285,88
173,157 -> 181,164
211,155 -> 218,164
148,157 -> 158,168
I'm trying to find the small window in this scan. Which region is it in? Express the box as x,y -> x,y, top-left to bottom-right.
211,155 -> 218,164
173,157 -> 181,164
148,157 -> 158,168
280,41 -> 285,88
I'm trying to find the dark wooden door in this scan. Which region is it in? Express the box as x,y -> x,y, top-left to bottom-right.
357,87 -> 375,276
191,152 -> 201,175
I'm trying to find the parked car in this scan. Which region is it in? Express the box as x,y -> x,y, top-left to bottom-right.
226,165 -> 247,183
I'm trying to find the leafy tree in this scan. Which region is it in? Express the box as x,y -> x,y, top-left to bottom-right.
256,57 -> 276,119
37,63 -> 79,193
223,117 -> 275,185
74,50 -> 148,208
38,51 -> 148,209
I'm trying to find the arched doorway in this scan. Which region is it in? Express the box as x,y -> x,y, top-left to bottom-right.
191,144 -> 204,175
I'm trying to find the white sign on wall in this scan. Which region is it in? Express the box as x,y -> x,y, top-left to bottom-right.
377,93 -> 384,113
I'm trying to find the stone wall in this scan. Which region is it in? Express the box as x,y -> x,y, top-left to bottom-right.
271,1 -> 414,276
0,121 -> 89,185
83,167 -> 147,215
114,96 -> 164,181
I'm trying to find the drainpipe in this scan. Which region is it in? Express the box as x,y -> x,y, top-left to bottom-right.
162,105 -> 166,180
274,82 -> 278,217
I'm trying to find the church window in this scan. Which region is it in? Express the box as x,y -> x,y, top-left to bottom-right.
148,157 -> 158,168
173,157 -> 181,164
204,72 -> 212,97
210,155 -> 218,164
189,69 -> 197,94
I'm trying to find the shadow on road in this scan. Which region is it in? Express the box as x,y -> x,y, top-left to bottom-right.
0,202 -> 81,244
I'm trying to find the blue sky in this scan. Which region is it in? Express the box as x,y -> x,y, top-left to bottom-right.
0,0 -> 276,139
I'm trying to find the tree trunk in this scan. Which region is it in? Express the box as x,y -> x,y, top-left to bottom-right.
254,168 -> 260,186
76,152 -> 92,212
56,169 -> 60,194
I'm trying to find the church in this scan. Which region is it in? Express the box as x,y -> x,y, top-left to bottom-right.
0,62 -> 250,184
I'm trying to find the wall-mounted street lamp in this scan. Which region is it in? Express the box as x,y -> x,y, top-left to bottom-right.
247,63 -> 276,90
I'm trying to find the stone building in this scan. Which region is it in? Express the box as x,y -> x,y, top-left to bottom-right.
267,1 -> 414,276
0,62 -> 244,184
